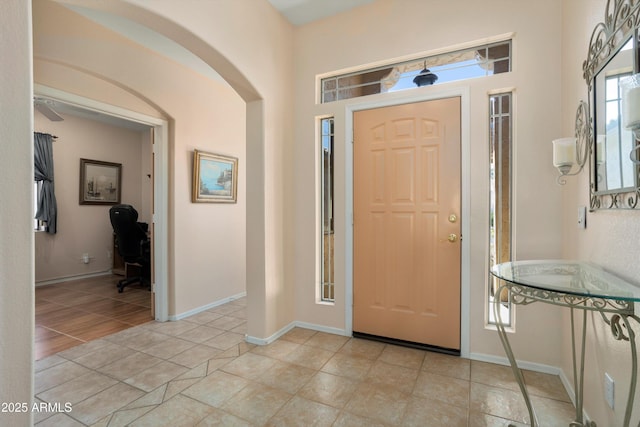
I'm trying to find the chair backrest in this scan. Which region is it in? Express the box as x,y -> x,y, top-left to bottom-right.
109,204 -> 147,259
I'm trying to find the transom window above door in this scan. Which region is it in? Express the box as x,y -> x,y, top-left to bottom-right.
320,40 -> 511,103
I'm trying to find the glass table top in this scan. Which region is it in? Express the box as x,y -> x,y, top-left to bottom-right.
491,260 -> 640,302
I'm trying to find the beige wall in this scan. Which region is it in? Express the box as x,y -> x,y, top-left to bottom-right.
34,0 -> 248,317
34,110 -> 150,283
292,0 -> 566,364
1,0 -> 294,416
41,0 -> 295,337
1,1 -> 34,424
561,0 -> 640,424
92,0 -> 296,336
9,1 -> 636,423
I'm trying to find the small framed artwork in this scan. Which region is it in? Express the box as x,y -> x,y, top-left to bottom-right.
79,158 -> 122,205
192,150 -> 238,203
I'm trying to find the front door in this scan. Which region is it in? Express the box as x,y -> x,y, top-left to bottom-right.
353,97 -> 461,350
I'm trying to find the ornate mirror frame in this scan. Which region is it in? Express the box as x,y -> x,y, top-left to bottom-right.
584,0 -> 640,209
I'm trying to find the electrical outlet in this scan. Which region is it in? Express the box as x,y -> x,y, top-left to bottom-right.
605,372 -> 615,409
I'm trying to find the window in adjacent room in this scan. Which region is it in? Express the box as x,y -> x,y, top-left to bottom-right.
320,117 -> 335,302
34,181 -> 47,232
488,92 -> 513,326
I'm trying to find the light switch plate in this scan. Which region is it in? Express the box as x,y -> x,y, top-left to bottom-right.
577,206 -> 587,229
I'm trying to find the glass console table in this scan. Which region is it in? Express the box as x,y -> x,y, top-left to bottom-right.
490,260 -> 640,427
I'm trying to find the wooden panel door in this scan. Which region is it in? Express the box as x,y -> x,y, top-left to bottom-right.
353,97 -> 461,350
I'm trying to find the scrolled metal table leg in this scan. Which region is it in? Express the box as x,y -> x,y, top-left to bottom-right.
619,314 -> 638,427
568,307 -> 597,427
493,283 -> 539,426
599,312 -> 640,427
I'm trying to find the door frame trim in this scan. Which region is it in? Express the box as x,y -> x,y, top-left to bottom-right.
34,84 -> 169,322
345,87 -> 471,357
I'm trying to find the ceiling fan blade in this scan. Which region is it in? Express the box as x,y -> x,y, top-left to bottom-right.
35,101 -> 64,122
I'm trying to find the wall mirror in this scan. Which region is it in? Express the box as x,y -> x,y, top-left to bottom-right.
584,0 -> 640,209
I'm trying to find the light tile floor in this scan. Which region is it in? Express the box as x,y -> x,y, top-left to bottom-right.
34,297 -> 576,426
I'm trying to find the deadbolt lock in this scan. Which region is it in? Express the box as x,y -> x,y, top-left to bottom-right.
448,233 -> 458,243
448,214 -> 458,223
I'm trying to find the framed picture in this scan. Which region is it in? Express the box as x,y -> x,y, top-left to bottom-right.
192,150 -> 238,203
79,158 -> 122,205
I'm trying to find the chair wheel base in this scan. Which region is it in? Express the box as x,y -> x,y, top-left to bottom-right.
116,276 -> 149,293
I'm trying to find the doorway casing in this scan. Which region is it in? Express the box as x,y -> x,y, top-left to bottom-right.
344,87 -> 471,357
34,84 -> 169,322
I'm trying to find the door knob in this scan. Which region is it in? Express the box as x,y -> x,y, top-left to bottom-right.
448,214 -> 458,223
447,233 -> 458,243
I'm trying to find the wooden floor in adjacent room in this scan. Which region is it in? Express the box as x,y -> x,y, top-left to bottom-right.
35,274 -> 153,360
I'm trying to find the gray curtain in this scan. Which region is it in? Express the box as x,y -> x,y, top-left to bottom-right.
34,132 -> 57,234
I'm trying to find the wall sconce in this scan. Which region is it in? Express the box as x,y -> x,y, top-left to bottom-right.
553,137 -> 577,184
620,73 -> 640,163
553,101 -> 590,185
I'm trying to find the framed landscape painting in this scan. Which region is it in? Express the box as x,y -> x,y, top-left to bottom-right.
192,150 -> 238,203
79,158 -> 122,205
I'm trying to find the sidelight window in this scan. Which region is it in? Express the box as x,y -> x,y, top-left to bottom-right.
320,117 -> 335,302
488,92 -> 513,326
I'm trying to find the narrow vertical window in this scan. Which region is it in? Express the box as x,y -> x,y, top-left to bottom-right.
488,93 -> 513,326
321,117 -> 335,302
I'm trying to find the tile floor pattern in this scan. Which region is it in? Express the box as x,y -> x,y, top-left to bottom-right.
34,296 -> 576,426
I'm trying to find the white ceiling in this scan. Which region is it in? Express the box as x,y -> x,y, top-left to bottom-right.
267,0 -> 374,25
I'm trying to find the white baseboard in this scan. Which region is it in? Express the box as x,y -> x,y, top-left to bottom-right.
169,291 -> 247,321
557,366 -> 594,424
471,352 -> 593,423
245,321 -> 348,346
35,270 -> 112,286
469,352 -> 562,376
558,368 -> 576,405
245,323 -> 297,346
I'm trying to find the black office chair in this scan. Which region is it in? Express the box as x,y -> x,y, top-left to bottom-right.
109,204 -> 151,293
